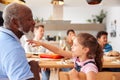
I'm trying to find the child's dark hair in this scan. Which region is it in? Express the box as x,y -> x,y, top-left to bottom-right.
67,29 -> 75,35
77,33 -> 103,71
96,31 -> 108,39
35,24 -> 44,29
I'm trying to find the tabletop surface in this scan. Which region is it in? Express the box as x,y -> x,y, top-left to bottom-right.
38,59 -> 120,68
27,54 -> 120,68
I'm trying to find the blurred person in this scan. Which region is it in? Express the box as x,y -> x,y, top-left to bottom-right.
24,24 -> 50,80
97,31 -> 120,72
64,29 -> 76,51
96,31 -> 113,53
0,2 -> 40,80
24,24 -> 46,53
60,29 -> 76,71
27,33 -> 103,80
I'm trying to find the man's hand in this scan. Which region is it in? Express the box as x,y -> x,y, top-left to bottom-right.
29,60 -> 41,80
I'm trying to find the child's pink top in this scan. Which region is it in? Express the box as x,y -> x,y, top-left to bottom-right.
73,58 -> 98,74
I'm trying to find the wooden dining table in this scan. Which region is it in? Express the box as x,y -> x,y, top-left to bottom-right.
39,59 -> 74,68
103,61 -> 120,68
38,59 -> 120,68
27,53 -> 120,68
27,54 -> 120,80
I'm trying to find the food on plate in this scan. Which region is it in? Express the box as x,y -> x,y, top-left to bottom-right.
106,51 -> 120,57
39,53 -> 64,59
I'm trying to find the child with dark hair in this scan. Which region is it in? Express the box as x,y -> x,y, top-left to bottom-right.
27,33 -> 103,80
96,31 -> 112,53
69,33 -> 103,80
65,29 -> 76,51
60,29 -> 76,71
97,31 -> 120,72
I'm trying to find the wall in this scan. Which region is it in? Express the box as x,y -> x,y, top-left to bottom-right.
64,6 -> 104,23
106,7 -> 120,52
24,0 -> 120,23
43,20 -> 105,39
1,0 -> 120,22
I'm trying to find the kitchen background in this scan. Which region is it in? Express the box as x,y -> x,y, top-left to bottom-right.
0,0 -> 120,51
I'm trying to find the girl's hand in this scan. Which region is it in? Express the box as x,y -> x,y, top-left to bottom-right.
27,40 -> 41,47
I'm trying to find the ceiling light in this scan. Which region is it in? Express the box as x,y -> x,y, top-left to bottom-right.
0,0 -> 26,5
86,0 -> 102,5
19,0 -> 26,3
51,0 -> 64,5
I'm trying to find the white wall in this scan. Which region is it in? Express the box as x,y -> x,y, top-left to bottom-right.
1,0 -> 120,23
25,0 -> 53,20
24,0 -> 120,23
106,7 -> 120,52
63,6 -> 104,23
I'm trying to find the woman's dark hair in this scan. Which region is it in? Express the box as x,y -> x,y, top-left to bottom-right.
67,29 -> 75,35
96,31 -> 108,39
77,33 -> 103,71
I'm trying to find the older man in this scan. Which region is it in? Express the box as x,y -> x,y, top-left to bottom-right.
0,2 -> 40,80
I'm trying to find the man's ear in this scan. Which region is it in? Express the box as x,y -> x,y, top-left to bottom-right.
11,17 -> 19,29
11,17 -> 18,25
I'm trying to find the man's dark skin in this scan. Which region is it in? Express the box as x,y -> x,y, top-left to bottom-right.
28,60 -> 41,80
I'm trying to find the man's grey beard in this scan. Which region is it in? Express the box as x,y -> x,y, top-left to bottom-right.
18,28 -> 34,40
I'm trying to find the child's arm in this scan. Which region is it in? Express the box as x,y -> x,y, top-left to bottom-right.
86,71 -> 96,80
27,40 -> 72,58
69,68 -> 80,80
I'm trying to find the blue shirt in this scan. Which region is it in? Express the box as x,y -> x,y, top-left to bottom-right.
0,27 -> 34,80
103,43 -> 113,52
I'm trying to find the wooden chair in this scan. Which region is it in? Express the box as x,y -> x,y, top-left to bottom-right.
96,72 -> 120,80
59,71 -> 120,80
59,71 -> 86,80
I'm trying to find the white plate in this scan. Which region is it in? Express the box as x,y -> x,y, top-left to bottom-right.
111,60 -> 120,64
103,55 -> 120,62
40,58 -> 61,61
27,58 -> 40,62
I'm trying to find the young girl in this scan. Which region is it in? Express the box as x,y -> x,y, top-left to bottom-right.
69,33 -> 103,80
27,33 -> 103,80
